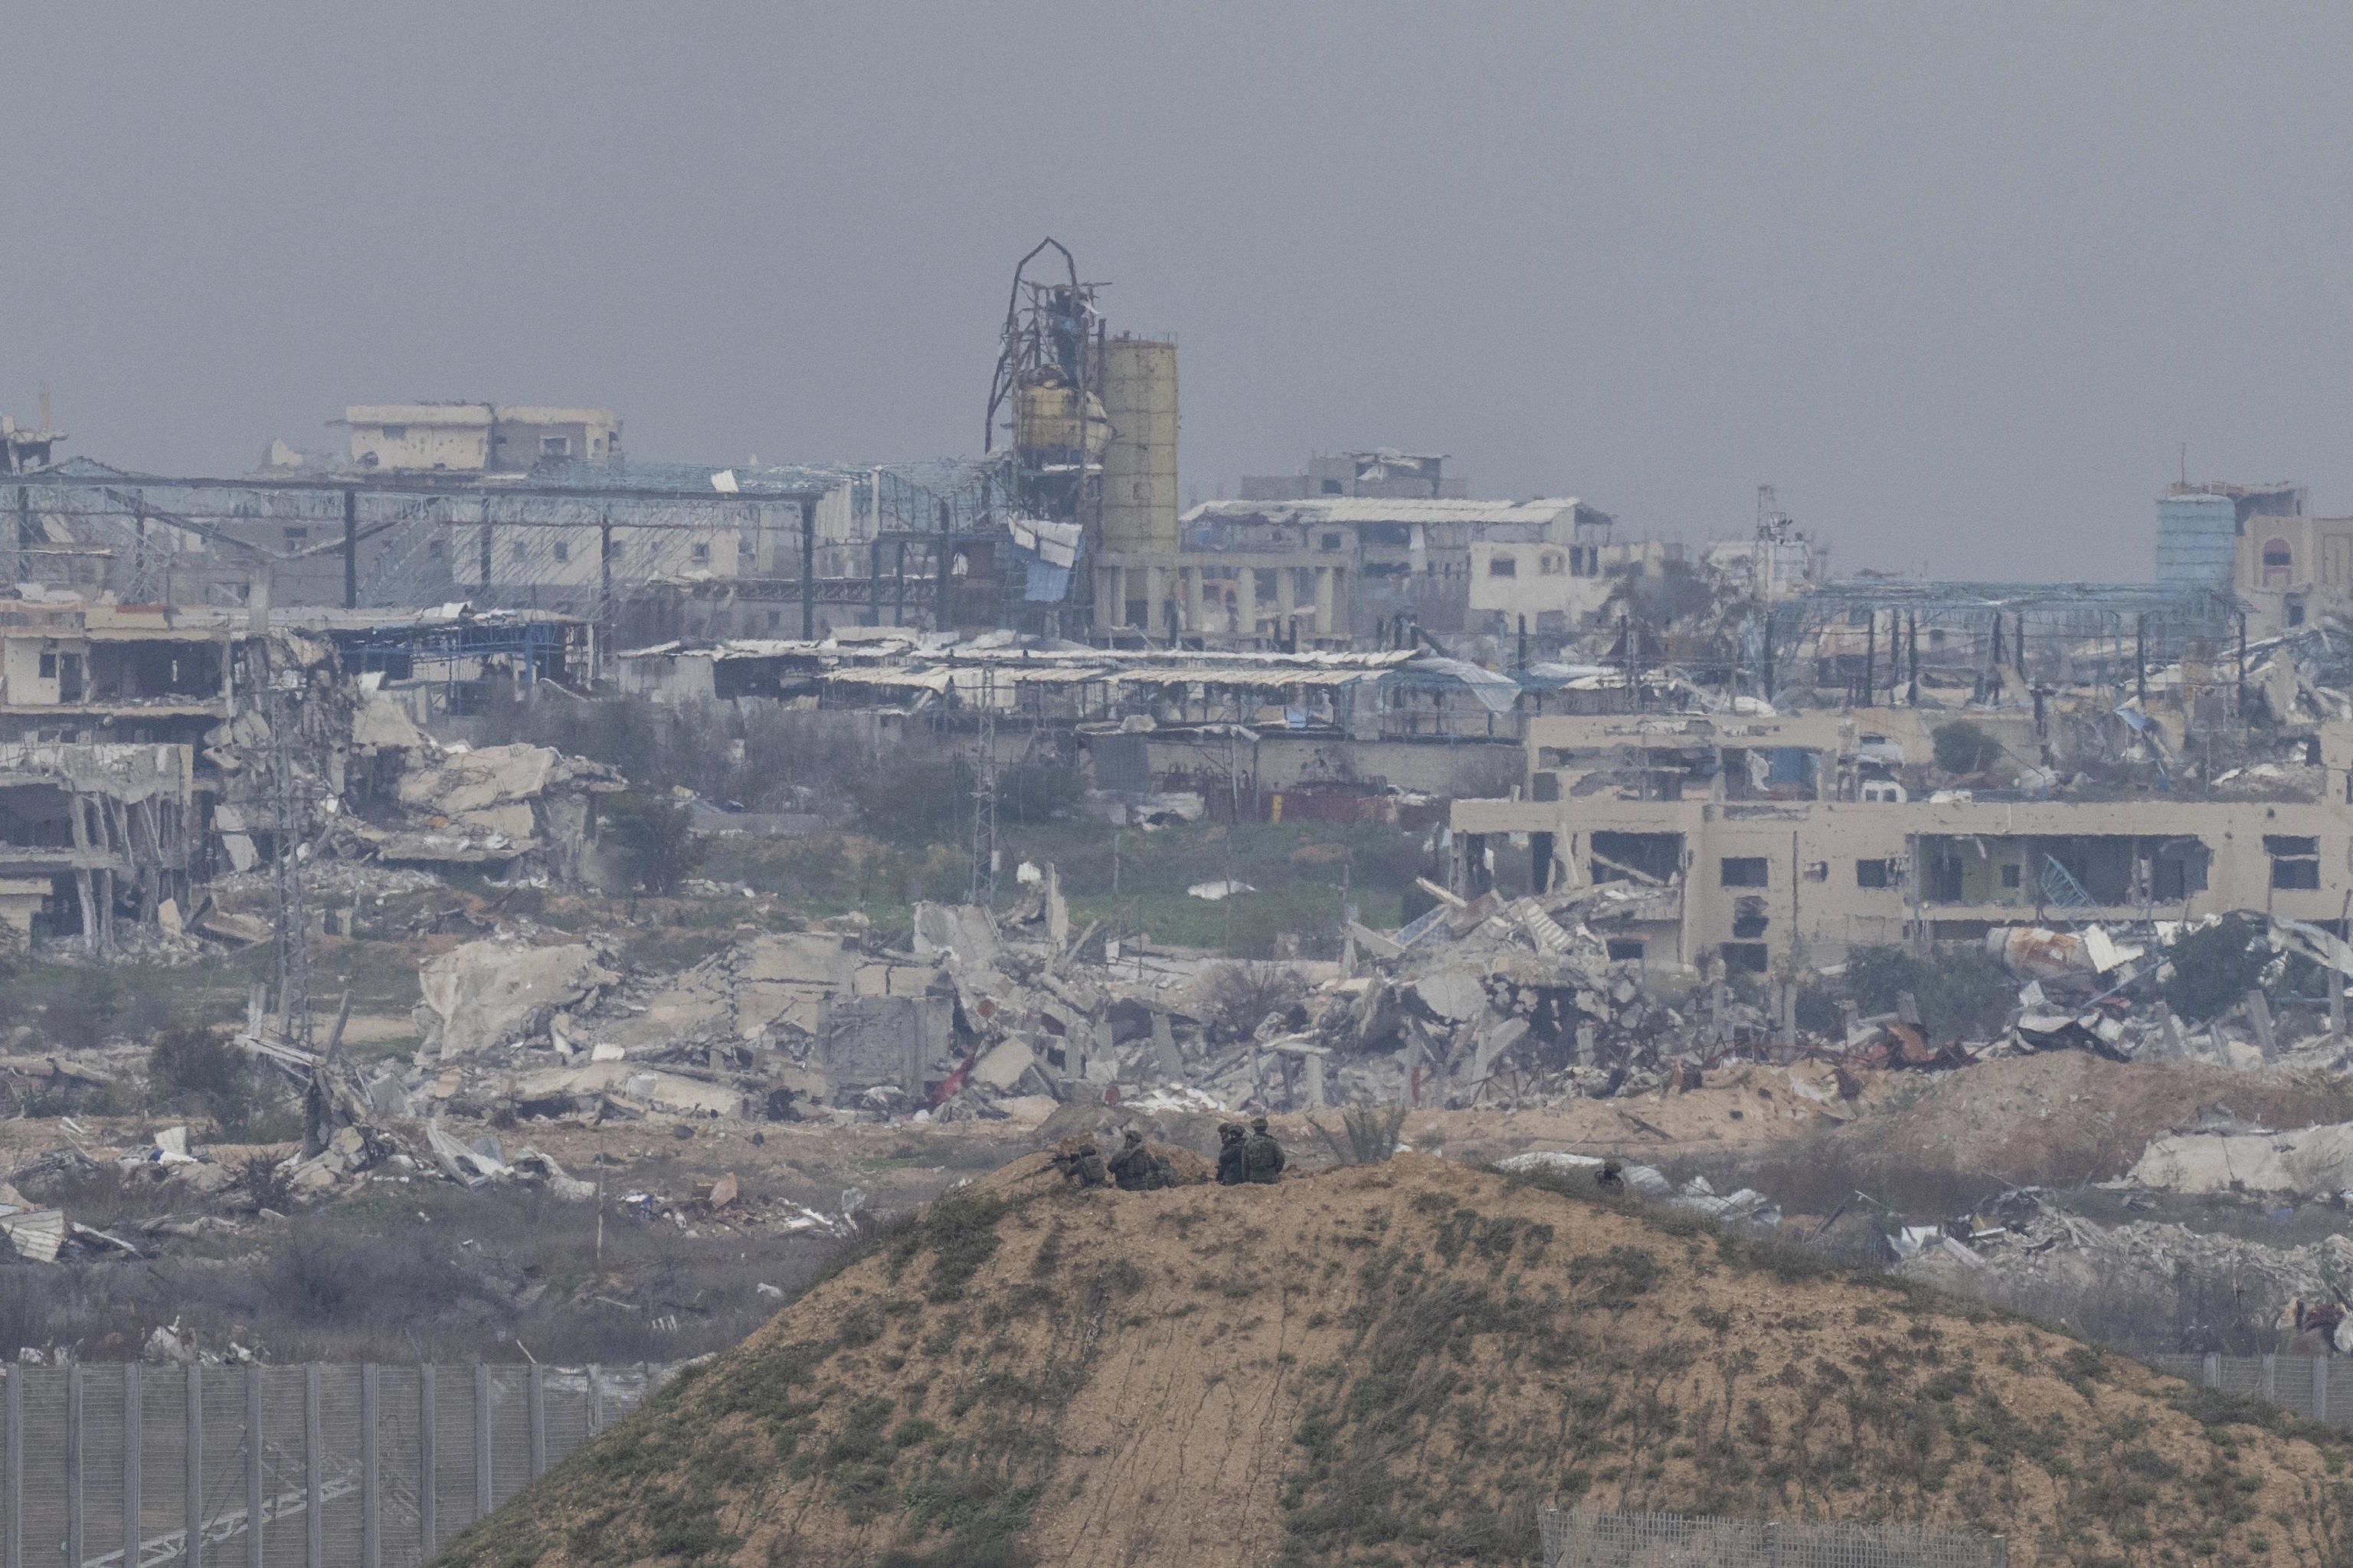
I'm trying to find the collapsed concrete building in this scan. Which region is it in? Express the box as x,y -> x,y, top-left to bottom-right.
0,591 -> 623,948
1451,699 -> 2353,977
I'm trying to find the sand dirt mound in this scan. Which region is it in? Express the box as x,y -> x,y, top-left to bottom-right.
442,1154 -> 2353,1568
1828,1054 -> 2353,1184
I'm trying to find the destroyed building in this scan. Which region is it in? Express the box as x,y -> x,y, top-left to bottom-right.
1240,449 -> 1472,502
0,588 -> 627,946
1169,495 -> 1626,645
329,404 -> 624,472
2158,480 -> 2353,640
1451,704 -> 2353,976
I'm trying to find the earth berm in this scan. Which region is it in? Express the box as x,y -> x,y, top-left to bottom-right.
438,1153 -> 2353,1568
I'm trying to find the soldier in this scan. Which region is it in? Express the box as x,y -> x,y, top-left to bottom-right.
1049,1134 -> 1107,1188
1216,1123 -> 1249,1186
1108,1128 -> 1157,1192
1243,1115 -> 1285,1184
1595,1157 -> 1625,1194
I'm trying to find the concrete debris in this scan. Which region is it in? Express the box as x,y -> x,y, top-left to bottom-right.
2116,1121 -> 2353,1199
357,743 -> 625,880
1900,1186 -> 2353,1347
417,941 -> 616,1060
0,1210 -> 64,1263
1186,879 -> 1254,900
1667,1174 -> 1781,1227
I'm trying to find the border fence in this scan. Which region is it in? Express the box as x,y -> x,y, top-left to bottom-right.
2148,1351 -> 2353,1425
0,1363 -> 669,1568
1540,1510 -> 2006,1568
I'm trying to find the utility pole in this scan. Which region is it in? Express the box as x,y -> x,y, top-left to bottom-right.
800,499 -> 817,639
342,488 -> 358,609
969,669 -> 998,904
264,640 -> 313,1055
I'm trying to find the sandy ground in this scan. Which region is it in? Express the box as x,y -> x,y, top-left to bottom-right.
443,1153 -> 2353,1568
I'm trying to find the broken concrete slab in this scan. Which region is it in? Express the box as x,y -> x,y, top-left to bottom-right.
973,1038 -> 1036,1091
511,1060 -> 746,1118
1413,969 -> 1487,1023
416,941 -> 614,1060
2120,1121 -> 2353,1198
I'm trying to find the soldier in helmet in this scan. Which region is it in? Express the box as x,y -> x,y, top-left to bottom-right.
1595,1157 -> 1625,1194
1049,1134 -> 1107,1188
1215,1122 -> 1249,1186
1243,1115 -> 1286,1184
1108,1128 -> 1157,1192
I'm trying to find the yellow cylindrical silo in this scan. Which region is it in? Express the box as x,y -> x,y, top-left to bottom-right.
1014,383 -> 1108,457
1098,335 -> 1178,555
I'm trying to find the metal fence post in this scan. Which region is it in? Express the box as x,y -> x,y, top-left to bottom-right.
586,1367 -> 601,1435
528,1365 -> 545,1480
2263,1353 -> 2276,1403
417,1367 -> 436,1557
473,1366 -> 492,1524
2203,1352 -> 2221,1389
6,1369 -> 20,1568
185,1366 -> 202,1568
1991,1534 -> 2008,1568
245,1367 -> 261,1568
66,1365 -> 82,1568
304,1366 -> 322,1568
2318,1355 -> 2332,1426
124,1366 -> 141,1568
1765,1519 -> 1781,1568
360,1367 -> 378,1568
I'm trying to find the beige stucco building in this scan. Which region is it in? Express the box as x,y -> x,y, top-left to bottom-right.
1151,496 -> 1622,647
2234,511 -> 2353,638
1451,707 -> 2353,976
335,405 -> 622,473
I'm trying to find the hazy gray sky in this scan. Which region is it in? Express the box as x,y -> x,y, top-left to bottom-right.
8,3 -> 2351,578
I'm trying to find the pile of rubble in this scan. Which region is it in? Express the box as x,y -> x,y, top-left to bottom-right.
343,863 -> 1811,1134
207,649 -> 623,895
1899,1184 -> 2353,1348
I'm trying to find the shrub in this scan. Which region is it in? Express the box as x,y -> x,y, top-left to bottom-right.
149,1025 -> 262,1132
1932,720 -> 2000,775
1309,1105 -> 1409,1165
1844,943 -> 2014,1039
603,792 -> 705,895
1195,961 -> 1307,1041
861,760 -> 974,846
2164,913 -> 2269,1023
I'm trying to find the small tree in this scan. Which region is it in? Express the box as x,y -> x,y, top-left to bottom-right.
1195,961 -> 1307,1042
1932,720 -> 1998,776
604,792 -> 705,896
2163,913 -> 2270,1023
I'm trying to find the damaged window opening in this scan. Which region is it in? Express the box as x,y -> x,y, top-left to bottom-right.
1856,859 -> 1891,888
1605,938 -> 1645,961
1721,941 -> 1769,974
2266,834 -> 2321,890
1720,856 -> 1768,888
1916,833 -> 2211,907
1590,830 -> 1682,885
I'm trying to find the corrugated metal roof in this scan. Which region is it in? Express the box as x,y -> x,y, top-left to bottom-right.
1183,497 -> 1584,525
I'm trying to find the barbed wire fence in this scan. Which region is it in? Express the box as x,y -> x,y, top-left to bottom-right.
0,1362 -> 668,1568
